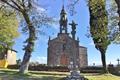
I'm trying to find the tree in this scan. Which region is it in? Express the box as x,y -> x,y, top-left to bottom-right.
115,0 -> 120,30
88,0 -> 110,73
0,0 -> 54,74
0,7 -> 19,55
105,0 -> 120,44
111,0 -> 120,43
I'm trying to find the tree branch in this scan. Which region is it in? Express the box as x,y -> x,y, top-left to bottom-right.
1,0 -> 21,11
11,0 -> 22,10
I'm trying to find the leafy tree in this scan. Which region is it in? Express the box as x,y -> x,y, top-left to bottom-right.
115,0 -> 120,29
0,0 -> 54,74
105,0 -> 120,44
88,0 -> 110,73
111,0 -> 120,43
0,7 -> 19,55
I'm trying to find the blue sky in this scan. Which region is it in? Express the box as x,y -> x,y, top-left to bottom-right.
13,0 -> 120,66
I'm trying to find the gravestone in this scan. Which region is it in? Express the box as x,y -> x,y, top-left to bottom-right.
66,61 -> 88,80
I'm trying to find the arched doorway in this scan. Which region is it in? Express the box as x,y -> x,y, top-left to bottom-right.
60,53 -> 69,66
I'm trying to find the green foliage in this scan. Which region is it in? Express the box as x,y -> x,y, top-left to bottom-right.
0,8 -> 19,53
106,0 -> 120,43
86,74 -> 120,80
88,0 -> 110,73
0,0 -> 56,73
88,0 -> 110,52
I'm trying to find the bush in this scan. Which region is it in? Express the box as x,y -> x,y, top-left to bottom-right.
7,65 -> 20,69
80,66 -> 103,73
7,64 -> 69,72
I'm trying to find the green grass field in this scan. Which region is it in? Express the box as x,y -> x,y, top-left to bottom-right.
0,69 -> 120,80
85,74 -> 120,80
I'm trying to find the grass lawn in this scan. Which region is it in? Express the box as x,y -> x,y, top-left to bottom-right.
85,74 -> 120,80
0,69 -> 67,80
0,69 -> 120,80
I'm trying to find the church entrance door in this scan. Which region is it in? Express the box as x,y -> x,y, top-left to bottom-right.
60,53 -> 69,66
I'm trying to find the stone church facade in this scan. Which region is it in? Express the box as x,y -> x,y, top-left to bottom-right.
47,6 -> 88,68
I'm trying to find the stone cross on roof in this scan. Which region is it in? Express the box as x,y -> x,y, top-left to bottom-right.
69,20 -> 78,40
69,20 -> 78,30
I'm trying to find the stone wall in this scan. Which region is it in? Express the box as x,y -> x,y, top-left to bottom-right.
7,50 -> 16,65
47,33 -> 88,68
79,46 -> 88,68
47,34 -> 79,67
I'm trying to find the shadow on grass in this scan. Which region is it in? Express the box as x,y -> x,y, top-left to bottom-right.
30,71 -> 68,76
0,69 -> 17,76
39,76 -> 65,80
0,70 -> 65,80
1,74 -> 65,80
111,73 -> 120,77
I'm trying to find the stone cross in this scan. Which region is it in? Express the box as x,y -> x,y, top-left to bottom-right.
69,20 -> 78,31
93,63 -> 95,66
117,58 -> 120,66
69,20 -> 78,40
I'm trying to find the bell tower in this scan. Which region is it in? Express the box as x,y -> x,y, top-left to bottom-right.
59,5 -> 68,34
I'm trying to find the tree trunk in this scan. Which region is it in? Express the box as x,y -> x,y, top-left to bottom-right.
100,51 -> 108,73
19,11 -> 36,74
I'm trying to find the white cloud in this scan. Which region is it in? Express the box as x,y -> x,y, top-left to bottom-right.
79,43 -> 85,46
32,1 -> 46,12
52,23 -> 59,30
34,56 -> 47,64
88,41 -> 94,46
36,6 -> 46,12
37,36 -> 48,43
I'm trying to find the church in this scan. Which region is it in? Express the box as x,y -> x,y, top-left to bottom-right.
47,6 -> 88,68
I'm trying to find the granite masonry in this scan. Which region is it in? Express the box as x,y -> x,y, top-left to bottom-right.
47,6 -> 88,68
